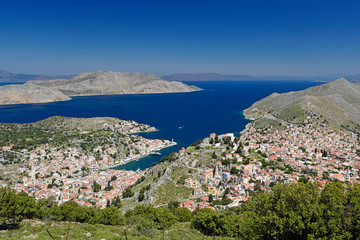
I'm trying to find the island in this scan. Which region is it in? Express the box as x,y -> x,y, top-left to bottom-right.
2,79 -> 360,239
0,70 -> 202,105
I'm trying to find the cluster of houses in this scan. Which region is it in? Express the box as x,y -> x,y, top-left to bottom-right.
9,144 -> 148,208
4,117 -> 360,211
180,123 -> 360,211
3,121 -> 174,208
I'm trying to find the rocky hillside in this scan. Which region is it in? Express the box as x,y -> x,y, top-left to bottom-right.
27,70 -> 202,96
243,78 -> 360,132
0,70 -> 201,105
0,84 -> 70,105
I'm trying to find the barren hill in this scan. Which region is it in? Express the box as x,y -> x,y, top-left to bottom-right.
27,70 -> 202,96
0,70 -> 201,105
243,78 -> 360,132
0,84 -> 70,105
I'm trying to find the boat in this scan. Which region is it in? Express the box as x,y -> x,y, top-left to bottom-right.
150,152 -> 162,156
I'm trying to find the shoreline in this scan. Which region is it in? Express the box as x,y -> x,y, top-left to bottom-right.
106,141 -> 177,170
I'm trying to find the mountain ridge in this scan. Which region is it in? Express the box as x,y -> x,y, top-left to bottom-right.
3,69 -> 360,83
0,70 -> 74,82
0,70 -> 201,105
26,70 -> 201,96
162,73 -> 360,82
243,78 -> 360,132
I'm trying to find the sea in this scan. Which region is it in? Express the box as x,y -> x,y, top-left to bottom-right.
0,81 -> 322,170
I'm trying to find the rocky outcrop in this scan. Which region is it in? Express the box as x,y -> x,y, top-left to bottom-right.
0,84 -> 70,105
27,70 -> 202,96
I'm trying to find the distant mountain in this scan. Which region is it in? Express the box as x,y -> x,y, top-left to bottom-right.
0,70 -> 201,105
244,78 -> 360,132
162,73 -> 360,82
4,69 -> 360,83
162,73 -> 256,81
0,70 -> 74,82
342,74 -> 360,83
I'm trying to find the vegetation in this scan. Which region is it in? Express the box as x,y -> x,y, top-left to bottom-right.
4,181 -> 360,239
0,116 -> 153,166
154,182 -> 193,205
192,181 -> 360,239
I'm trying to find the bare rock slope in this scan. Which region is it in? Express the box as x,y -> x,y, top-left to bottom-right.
0,70 -> 201,105
27,70 -> 202,96
0,84 -> 70,105
244,78 -> 360,132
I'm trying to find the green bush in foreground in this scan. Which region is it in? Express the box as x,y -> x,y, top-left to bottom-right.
3,182 -> 360,239
191,182 -> 360,239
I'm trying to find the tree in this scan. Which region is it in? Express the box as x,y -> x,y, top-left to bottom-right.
208,194 -> 214,203
192,208 -> 220,235
154,207 -> 177,230
230,167 -> 239,175
111,196 -> 122,208
174,207 -> 192,222
221,159 -> 230,166
92,181 -> 101,192
138,187 -> 146,202
99,206 -> 125,225
123,187 -> 134,198
235,182 -> 353,239
322,149 -> 328,157
167,201 -> 180,211
0,188 -> 36,224
104,181 -> 113,191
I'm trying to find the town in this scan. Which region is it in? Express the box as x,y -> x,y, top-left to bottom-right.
177,122 -> 360,211
0,117 -> 176,208
1,116 -> 360,212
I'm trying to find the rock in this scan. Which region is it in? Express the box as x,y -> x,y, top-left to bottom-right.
26,234 -> 38,239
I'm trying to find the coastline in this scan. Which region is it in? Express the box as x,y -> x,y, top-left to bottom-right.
107,140 -> 177,170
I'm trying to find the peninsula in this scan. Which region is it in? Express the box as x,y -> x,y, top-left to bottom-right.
0,70 -> 202,105
244,78 -> 360,132
0,116 -> 176,208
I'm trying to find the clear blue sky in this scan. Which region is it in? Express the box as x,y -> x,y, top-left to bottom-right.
1,0 -> 360,76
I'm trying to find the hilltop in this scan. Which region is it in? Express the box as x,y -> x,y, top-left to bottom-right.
243,78 -> 360,132
0,70 -> 201,105
27,70 -> 201,96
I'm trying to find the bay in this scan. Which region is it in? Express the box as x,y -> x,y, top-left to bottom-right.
0,81 -> 322,170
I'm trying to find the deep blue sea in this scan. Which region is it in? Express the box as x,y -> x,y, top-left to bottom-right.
0,81 -> 322,170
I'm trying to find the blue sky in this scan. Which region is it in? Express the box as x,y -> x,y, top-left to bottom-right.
1,0 -> 360,75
